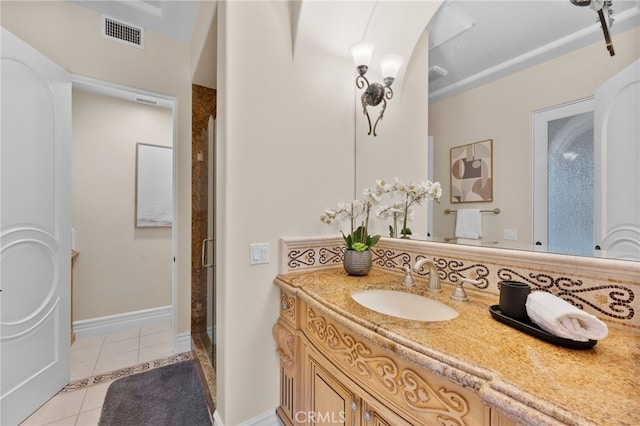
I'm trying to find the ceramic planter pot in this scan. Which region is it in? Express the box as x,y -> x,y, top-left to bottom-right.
343,249 -> 372,276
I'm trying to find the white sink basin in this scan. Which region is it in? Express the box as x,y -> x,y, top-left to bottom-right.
351,289 -> 459,322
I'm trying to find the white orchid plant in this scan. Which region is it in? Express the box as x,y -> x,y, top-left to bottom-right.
320,177 -> 442,250
376,177 -> 442,238
320,188 -> 381,252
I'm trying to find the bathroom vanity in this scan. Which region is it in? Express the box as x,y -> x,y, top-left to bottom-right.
273,237 -> 640,426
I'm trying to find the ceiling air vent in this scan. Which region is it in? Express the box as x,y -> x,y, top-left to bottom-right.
102,15 -> 144,49
428,65 -> 448,81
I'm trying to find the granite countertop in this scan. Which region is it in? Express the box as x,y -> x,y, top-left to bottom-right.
274,267 -> 640,426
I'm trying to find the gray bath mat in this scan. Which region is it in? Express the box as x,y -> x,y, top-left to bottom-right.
98,360 -> 212,426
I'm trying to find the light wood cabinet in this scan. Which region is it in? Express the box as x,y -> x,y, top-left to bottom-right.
301,335 -> 412,426
488,411 -> 519,426
273,289 -> 299,426
274,291 -> 507,426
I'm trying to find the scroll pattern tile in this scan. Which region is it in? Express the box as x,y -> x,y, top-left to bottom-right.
280,236 -> 639,331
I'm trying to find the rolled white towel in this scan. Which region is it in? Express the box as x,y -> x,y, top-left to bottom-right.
525,291 -> 608,342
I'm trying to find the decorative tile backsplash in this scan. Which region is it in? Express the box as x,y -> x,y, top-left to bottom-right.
279,236 -> 639,332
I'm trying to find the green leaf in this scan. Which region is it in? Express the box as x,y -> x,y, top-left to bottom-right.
351,242 -> 368,252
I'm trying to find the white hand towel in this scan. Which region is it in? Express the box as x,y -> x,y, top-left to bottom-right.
525,291 -> 608,341
455,209 -> 482,239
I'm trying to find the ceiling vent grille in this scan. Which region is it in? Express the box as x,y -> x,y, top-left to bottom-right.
428,65 -> 449,81
102,15 -> 144,49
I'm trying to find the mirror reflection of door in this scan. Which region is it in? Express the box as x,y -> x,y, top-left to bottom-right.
533,99 -> 595,256
534,59 -> 640,260
594,59 -> 640,261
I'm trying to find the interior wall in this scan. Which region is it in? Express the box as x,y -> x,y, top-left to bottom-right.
71,90 -> 172,320
216,2 -> 356,423
216,1 -> 442,423
191,1 -> 217,89
354,1 -> 442,240
1,1 -> 193,338
429,27 -> 640,247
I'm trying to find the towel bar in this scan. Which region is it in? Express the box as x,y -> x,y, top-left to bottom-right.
445,208 -> 500,214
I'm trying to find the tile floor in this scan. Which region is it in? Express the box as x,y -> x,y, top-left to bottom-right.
20,321 -> 179,426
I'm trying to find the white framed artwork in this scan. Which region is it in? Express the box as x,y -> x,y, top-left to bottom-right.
135,143 -> 173,227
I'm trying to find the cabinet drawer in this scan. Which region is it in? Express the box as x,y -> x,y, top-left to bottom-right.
302,302 -> 486,426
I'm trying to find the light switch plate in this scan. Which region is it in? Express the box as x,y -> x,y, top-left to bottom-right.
250,243 -> 270,265
504,228 -> 518,241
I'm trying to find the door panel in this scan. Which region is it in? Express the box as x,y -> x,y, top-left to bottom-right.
594,59 -> 640,260
1,27 -> 71,425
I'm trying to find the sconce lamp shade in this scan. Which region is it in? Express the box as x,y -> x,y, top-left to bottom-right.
380,54 -> 404,80
351,44 -> 403,136
351,42 -> 373,67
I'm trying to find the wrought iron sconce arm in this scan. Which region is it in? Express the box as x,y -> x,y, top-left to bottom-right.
351,43 -> 403,137
355,67 -> 396,137
569,0 -> 616,56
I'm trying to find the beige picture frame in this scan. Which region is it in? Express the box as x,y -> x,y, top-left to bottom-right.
450,139 -> 493,203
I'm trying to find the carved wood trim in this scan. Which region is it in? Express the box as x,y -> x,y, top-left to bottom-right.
280,291 -> 296,324
305,307 -> 471,424
273,322 -> 295,370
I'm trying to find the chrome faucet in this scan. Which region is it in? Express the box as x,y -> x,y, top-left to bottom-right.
413,258 -> 442,293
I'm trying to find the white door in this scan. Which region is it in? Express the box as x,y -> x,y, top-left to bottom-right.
594,59 -> 640,260
1,27 -> 71,425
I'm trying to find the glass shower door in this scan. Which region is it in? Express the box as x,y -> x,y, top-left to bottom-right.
533,99 -> 595,256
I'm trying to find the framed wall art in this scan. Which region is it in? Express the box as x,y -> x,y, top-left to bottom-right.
135,143 -> 173,227
450,139 -> 493,203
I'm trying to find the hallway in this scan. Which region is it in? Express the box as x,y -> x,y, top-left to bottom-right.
20,322 -> 185,425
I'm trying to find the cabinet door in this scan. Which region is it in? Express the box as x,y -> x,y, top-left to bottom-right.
489,409 -> 519,426
305,351 -> 357,425
360,396 -> 415,426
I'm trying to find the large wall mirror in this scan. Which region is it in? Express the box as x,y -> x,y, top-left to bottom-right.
357,0 -> 640,262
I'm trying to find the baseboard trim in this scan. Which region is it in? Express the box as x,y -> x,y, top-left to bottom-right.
73,305 -> 172,338
173,331 -> 192,354
213,409 -> 280,426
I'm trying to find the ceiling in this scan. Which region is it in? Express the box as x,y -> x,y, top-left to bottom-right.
427,0 -> 640,101
70,0 -> 639,103
70,0 -> 201,42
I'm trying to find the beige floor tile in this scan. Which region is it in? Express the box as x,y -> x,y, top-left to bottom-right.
138,342 -> 174,363
80,382 -> 110,413
139,330 -> 171,348
41,415 -> 77,426
20,390 -> 86,426
71,345 -> 102,364
140,320 -> 171,336
71,359 -> 97,382
104,328 -> 140,344
100,337 -> 139,358
43,415 -> 77,426
20,322 -> 179,426
71,334 -> 105,351
75,407 -> 102,426
93,350 -> 139,375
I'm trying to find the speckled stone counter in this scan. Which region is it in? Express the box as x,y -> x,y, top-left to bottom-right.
274,267 -> 640,426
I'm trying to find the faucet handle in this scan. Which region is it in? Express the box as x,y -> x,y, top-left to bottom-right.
451,278 -> 481,302
402,265 -> 415,287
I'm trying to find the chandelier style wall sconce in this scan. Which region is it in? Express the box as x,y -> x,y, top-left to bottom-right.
570,0 -> 616,56
351,42 -> 404,136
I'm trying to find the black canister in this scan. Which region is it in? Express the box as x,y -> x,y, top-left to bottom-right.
498,281 -> 531,320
